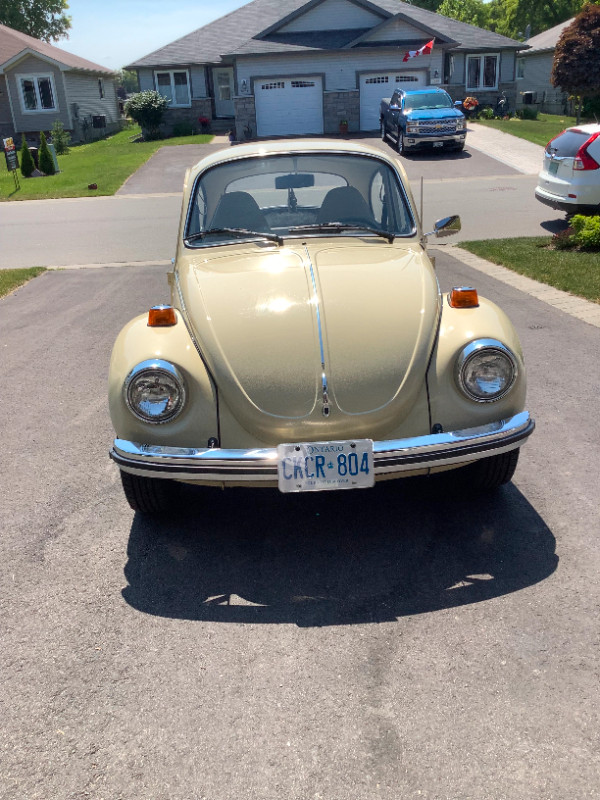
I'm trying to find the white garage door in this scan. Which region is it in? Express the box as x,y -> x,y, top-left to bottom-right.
360,71 -> 426,131
255,77 -> 323,137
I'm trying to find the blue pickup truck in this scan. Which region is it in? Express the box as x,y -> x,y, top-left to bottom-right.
380,86 -> 467,155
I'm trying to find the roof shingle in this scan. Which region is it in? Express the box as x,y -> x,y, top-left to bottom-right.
0,23 -> 114,73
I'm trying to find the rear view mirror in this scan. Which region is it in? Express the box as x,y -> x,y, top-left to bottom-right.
275,173 -> 315,189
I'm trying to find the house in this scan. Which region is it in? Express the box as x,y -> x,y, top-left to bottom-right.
126,0 -> 526,139
516,19 -> 573,115
0,23 -> 121,145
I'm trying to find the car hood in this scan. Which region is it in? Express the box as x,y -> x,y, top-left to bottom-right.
404,108 -> 463,121
176,239 -> 440,442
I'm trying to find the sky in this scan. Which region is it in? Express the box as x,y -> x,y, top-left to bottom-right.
61,0 -> 247,70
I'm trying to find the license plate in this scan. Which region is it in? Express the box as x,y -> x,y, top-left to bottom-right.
433,141 -> 444,148
277,439 -> 374,493
549,160 -> 559,175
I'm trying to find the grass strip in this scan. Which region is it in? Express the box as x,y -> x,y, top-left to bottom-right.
459,237 -> 600,304
471,113 -> 587,148
0,267 -> 46,298
1,126 -> 214,201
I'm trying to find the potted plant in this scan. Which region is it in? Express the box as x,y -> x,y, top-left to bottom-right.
339,119 -> 349,134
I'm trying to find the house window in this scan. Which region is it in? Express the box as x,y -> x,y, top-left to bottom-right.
291,80 -> 315,88
98,78 -> 105,98
466,54 -> 499,90
261,82 -> 285,90
517,58 -> 525,79
365,76 -> 388,84
154,70 -> 191,107
18,74 -> 57,112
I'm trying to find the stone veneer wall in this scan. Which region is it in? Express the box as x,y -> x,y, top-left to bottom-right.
162,98 -> 213,134
234,95 -> 257,141
323,90 -> 359,134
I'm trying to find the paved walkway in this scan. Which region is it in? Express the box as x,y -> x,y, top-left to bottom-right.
466,123 -> 544,175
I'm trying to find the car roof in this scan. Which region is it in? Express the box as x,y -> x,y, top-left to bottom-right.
397,86 -> 446,94
565,123 -> 600,135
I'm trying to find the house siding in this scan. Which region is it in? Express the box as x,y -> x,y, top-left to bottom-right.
236,50 -> 443,93
279,0 -> 382,32
364,17 -> 431,42
0,75 -> 14,140
62,71 -> 121,140
138,68 -> 154,92
518,52 -> 567,113
445,50 -> 517,107
5,54 -> 70,136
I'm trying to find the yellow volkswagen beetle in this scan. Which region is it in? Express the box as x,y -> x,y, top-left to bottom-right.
108,139 -> 534,513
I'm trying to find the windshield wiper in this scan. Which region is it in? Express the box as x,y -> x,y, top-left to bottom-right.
185,227 -> 284,245
289,222 -> 395,243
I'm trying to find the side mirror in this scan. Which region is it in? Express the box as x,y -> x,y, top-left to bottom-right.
454,100 -> 463,107
390,104 -> 400,111
425,215 -> 461,238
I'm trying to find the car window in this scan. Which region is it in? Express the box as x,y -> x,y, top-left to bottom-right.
186,153 -> 416,244
546,129 -> 590,157
403,92 -> 452,111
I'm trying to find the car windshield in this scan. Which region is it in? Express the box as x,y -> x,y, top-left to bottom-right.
403,92 -> 452,111
185,152 -> 416,246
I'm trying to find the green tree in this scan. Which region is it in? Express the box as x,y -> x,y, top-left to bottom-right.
437,0 -> 490,28
124,90 -> 170,140
19,137 -> 35,178
404,0 -> 444,11
116,69 -> 139,95
487,0 -> 586,40
552,4 -> 600,121
50,119 -> 70,154
0,0 -> 70,42
38,131 -> 55,175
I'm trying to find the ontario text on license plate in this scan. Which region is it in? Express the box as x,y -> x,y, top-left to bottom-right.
277,439 -> 374,493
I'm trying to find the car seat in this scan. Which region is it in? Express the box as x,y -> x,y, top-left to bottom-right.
317,186 -> 375,226
210,191 -> 270,232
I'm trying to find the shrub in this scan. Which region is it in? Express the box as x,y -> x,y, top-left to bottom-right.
50,119 -> 70,154
478,106 -> 494,120
517,106 -> 538,120
19,136 -> 35,177
570,214 -> 600,250
38,132 -> 55,175
125,90 -> 169,140
172,121 -> 195,137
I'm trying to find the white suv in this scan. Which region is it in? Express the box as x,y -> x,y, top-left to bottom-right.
535,123 -> 600,216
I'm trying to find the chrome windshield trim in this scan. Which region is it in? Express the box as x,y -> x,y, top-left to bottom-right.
111,411 -> 534,482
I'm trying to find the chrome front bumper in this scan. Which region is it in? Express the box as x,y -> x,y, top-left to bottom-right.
110,411 -> 534,484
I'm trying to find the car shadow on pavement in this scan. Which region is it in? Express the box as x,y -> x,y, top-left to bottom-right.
122,475 -> 558,627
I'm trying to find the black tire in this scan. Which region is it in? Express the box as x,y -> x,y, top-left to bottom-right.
380,119 -> 386,141
453,143 -> 465,152
396,128 -> 404,154
456,448 -> 520,492
120,469 -> 179,514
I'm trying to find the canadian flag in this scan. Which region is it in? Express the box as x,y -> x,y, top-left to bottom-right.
402,39 -> 434,62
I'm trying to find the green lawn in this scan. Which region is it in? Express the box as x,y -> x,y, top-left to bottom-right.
459,237 -> 600,304
1,126 -> 214,201
472,113 -> 586,148
0,267 -> 46,298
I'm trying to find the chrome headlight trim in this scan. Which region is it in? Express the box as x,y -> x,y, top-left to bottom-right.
124,359 -> 186,424
455,339 -> 518,403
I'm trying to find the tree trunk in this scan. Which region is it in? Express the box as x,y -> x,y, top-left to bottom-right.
577,96 -> 582,124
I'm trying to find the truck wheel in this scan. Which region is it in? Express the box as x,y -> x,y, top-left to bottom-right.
380,119 -> 386,141
454,449 -> 520,492
396,128 -> 405,155
120,469 -> 179,514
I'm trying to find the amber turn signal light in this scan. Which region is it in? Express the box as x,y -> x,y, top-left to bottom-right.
448,287 -> 479,308
148,305 -> 177,327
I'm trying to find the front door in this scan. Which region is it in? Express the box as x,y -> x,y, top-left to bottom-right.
213,68 -> 235,117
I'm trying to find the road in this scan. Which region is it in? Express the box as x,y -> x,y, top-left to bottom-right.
1,250 -> 599,800
0,134 -> 566,269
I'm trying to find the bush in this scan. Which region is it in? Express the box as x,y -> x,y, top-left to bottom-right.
50,119 -> 70,154
125,90 -> 169,140
478,106 -> 494,120
19,136 -> 35,177
517,106 -> 538,120
172,121 -> 195,137
570,214 -> 600,250
38,132 -> 55,175
582,96 -> 600,120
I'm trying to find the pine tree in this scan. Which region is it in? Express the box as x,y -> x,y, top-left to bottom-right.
19,136 -> 35,178
38,131 -> 56,175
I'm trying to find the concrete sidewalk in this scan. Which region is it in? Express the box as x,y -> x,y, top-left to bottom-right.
466,123 -> 545,175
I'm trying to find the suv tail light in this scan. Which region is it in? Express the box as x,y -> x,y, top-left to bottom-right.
573,132 -> 600,170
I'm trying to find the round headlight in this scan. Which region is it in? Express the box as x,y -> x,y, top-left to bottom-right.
124,360 -> 186,423
456,340 -> 517,402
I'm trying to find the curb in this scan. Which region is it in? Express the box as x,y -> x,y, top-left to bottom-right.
435,244 -> 600,329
